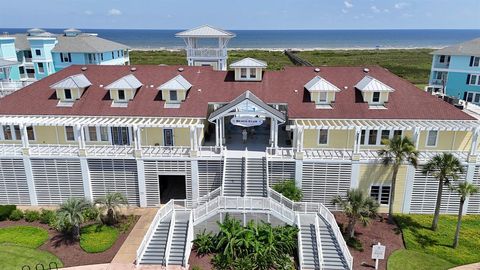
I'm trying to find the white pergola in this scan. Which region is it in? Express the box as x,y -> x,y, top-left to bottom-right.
291,118 -> 480,155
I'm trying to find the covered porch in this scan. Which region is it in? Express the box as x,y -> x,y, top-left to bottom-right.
207,91 -> 288,151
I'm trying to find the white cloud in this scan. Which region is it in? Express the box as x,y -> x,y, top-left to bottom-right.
344,1 -> 353,8
84,10 -> 93,16
394,2 -> 409,9
370,5 -> 381,13
108,8 -> 122,16
341,9 -> 348,14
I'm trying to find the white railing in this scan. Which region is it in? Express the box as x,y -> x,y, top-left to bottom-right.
296,214 -> 304,270
220,154 -> 228,196
193,196 -> 297,225
303,148 -> 353,160
136,200 -> 175,265
164,206 -> 176,266
267,147 -> 296,159
314,215 -> 324,269
268,188 -> 353,270
142,146 -> 190,158
0,144 -> 22,156
187,48 -> 227,58
86,145 -> 134,157
183,211 -> 194,267
193,187 -> 222,207
0,81 -> 32,98
30,144 -> 79,157
198,146 -> 223,157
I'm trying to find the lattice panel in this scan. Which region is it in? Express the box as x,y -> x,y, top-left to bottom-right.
88,159 -> 139,205
268,160 -> 296,187
301,162 -> 351,210
0,159 -> 30,205
198,160 -> 223,197
32,158 -> 84,205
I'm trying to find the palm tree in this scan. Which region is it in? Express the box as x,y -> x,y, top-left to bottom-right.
378,136 -> 418,223
423,153 -> 464,231
331,188 -> 379,238
56,197 -> 91,240
453,182 -> 478,248
95,192 -> 128,225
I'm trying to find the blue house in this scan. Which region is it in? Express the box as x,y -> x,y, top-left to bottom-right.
427,38 -> 480,103
0,28 -> 130,83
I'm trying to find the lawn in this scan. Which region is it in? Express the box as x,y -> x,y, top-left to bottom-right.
0,225 -> 49,248
0,244 -> 63,270
394,214 -> 480,267
80,224 -> 119,253
388,249 -> 455,270
130,49 -> 433,85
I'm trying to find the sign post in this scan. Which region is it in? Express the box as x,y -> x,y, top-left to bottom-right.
371,242 -> 386,270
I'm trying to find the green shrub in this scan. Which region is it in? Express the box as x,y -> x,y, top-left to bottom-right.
82,207 -> 99,221
193,230 -> 216,255
0,205 -> 16,221
118,214 -> 136,233
39,209 -> 57,225
191,266 -> 203,270
8,209 -> 24,221
346,236 -> 364,252
273,180 -> 303,201
24,210 -> 41,222
80,224 -> 119,253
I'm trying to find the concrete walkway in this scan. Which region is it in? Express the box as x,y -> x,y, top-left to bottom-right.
450,263 -> 480,270
112,208 -> 159,264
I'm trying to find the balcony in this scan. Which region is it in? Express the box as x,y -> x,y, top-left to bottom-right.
433,61 -> 450,69
187,48 -> 227,58
429,79 -> 447,86
0,81 -> 32,98
0,144 -> 223,158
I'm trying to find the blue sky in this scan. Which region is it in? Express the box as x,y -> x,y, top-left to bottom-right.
1,0 -> 479,30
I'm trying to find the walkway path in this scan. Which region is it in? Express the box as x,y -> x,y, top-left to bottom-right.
450,263 -> 480,270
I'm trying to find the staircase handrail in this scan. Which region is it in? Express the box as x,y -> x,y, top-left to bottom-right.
193,196 -> 296,225
265,154 -> 270,197
164,206 -> 176,266
317,207 -> 353,270
193,187 -> 222,207
243,149 -> 248,197
296,214 -> 305,270
183,211 -> 194,267
136,200 -> 175,265
220,151 -> 228,196
267,188 -> 353,269
314,215 -> 325,269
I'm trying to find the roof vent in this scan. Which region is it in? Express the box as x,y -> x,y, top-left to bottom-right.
198,89 -> 202,92
314,68 -> 320,73
130,67 -> 137,72
363,68 -> 370,73
178,67 -> 184,72
344,86 -> 348,90
81,66 -> 87,71
294,89 -> 298,93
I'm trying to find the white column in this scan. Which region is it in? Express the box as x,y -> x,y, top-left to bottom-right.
292,127 -> 298,149
220,118 -> 225,144
191,159 -> 199,202
76,125 -> 85,149
353,127 -> 361,154
193,126 -> 198,151
196,126 -> 202,150
215,120 -> 220,147
269,118 -> 275,147
80,157 -> 93,202
136,159 -> 147,207
23,157 -> 37,205
350,162 -> 360,189
189,126 -> 195,150
470,128 -> 479,155
134,126 -> 142,150
402,164 -> 417,213
463,163 -> 477,215
20,124 -> 29,148
294,159 -> 303,189
413,127 -> 421,149
273,120 -> 279,148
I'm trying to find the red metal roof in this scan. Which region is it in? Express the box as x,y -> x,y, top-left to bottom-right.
0,65 -> 473,120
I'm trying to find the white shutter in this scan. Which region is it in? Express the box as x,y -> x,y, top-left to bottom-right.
467,166 -> 480,214
198,160 -> 223,197
268,161 -> 296,187
0,159 -> 30,205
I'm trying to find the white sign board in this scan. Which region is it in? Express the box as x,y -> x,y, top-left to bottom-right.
230,116 -> 264,127
372,243 -> 386,260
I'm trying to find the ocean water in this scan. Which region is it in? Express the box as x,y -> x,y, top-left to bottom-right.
1,28 -> 480,50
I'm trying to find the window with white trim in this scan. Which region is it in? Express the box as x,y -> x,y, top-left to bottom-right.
169,90 -> 177,101
318,92 -> 328,104
1,125 -> 32,141
361,129 -> 403,146
64,89 -> 72,100
65,126 -> 76,141
118,89 -> 126,101
372,92 -> 381,103
370,185 -> 391,205
37,63 -> 44,73
85,126 -> 111,142
240,68 -> 247,78
35,49 -> 41,56
318,129 -> 328,145
26,126 -> 35,141
471,56 -> 480,67
100,127 -> 109,141
466,92 -> 480,104
467,74 -> 480,86
426,130 -> 438,147
88,127 -> 97,141
249,68 -> 256,78
368,130 -> 378,145
60,53 -> 72,63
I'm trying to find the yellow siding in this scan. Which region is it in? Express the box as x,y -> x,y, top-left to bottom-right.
234,67 -> 263,81
310,91 -> 336,104
161,90 -> 187,102
358,164 -> 407,213
110,89 -> 135,102
303,129 -> 354,149
142,127 -> 191,146
55,88 -> 83,101
174,128 -> 190,146
362,91 -> 389,104
417,130 -> 473,151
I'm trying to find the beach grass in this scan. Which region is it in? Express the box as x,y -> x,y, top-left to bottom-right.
130,48 -> 433,85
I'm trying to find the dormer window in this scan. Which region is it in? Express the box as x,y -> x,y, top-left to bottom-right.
304,75 -> 340,109
105,74 -> 143,107
230,58 -> 267,81
64,89 -> 72,100
50,74 -> 92,107
355,75 -> 395,109
157,75 -> 192,108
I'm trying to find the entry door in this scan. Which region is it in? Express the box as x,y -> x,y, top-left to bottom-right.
163,129 -> 174,146
111,127 -> 130,145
